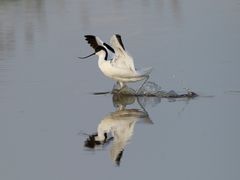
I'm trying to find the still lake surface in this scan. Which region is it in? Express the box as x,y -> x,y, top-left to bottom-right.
0,0 -> 240,179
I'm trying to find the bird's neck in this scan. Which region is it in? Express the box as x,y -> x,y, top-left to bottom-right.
98,55 -> 107,66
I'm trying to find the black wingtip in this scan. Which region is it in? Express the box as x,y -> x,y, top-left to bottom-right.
115,34 -> 125,50
84,35 -> 95,39
83,35 -> 99,50
83,35 -> 115,55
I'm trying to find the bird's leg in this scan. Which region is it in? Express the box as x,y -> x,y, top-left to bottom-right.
112,81 -> 126,93
136,75 -> 149,95
113,81 -> 125,90
117,82 -> 127,93
112,81 -> 121,91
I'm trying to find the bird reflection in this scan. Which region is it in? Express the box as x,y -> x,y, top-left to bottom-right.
84,94 -> 153,166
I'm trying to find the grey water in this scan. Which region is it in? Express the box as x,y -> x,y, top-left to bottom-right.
0,0 -> 240,179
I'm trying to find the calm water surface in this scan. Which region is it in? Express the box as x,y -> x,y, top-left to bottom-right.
0,0 -> 240,179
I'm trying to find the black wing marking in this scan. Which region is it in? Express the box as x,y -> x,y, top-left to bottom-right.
115,34 -> 125,50
84,35 -> 99,50
103,43 -> 115,53
115,150 -> 124,166
84,35 -> 115,53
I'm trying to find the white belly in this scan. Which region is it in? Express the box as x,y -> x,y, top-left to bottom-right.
98,60 -> 147,83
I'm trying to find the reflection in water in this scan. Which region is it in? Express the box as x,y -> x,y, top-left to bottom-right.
83,91 -> 195,165
84,94 -> 153,166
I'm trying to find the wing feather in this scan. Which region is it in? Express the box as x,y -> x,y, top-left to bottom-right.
110,34 -> 135,71
84,35 -> 101,49
115,34 -> 125,50
84,35 -> 115,57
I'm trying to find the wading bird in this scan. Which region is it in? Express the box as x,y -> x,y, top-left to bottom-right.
79,34 -> 152,94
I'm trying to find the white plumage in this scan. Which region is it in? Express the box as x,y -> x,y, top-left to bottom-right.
79,34 -> 152,93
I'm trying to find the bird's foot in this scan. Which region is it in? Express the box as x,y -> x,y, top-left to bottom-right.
112,85 -> 136,95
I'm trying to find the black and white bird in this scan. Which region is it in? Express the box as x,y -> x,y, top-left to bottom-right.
79,34 -> 152,93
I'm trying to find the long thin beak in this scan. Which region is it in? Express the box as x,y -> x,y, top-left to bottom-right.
78,52 -> 95,59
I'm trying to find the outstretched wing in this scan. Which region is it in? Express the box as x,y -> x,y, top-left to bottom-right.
110,34 -> 135,71
115,34 -> 125,50
84,35 -> 100,49
84,35 -> 115,54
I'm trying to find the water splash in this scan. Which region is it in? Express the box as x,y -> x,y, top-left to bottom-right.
138,81 -> 197,98
110,81 -> 197,98
138,81 -> 161,95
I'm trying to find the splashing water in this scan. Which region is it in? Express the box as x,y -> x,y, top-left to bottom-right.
139,81 -> 198,98
111,81 -> 197,98
139,81 -> 162,95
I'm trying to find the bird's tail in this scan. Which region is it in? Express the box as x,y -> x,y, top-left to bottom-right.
136,67 -> 153,76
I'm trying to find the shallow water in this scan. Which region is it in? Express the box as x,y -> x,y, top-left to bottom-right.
0,0 -> 240,179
